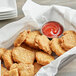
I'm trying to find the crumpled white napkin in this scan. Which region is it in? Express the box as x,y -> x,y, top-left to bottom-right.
22,0 -> 76,30
0,0 -> 76,76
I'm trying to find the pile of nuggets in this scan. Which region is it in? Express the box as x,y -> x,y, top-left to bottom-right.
1,30 -> 76,76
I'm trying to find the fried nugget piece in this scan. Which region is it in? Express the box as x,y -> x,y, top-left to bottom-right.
2,50 -> 13,69
12,47 -> 35,64
35,35 -> 52,54
25,31 -> 41,48
34,62 -> 42,74
4,68 -> 19,76
10,63 -> 34,76
50,38 -> 65,56
18,63 -> 34,76
1,65 -> 8,76
60,30 -> 76,51
0,48 -> 6,59
36,51 -> 54,65
14,30 -> 30,47
9,68 -> 19,76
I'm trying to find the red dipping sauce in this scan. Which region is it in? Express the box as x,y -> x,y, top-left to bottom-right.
42,21 -> 63,38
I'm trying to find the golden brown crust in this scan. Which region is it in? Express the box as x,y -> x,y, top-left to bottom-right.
50,38 -> 65,56
3,68 -> 19,76
60,30 -> 76,51
1,65 -> 8,76
12,47 -> 35,64
14,30 -> 30,47
0,48 -> 6,59
34,62 -> 42,74
25,31 -> 41,49
10,63 -> 18,70
3,71 -> 9,76
63,30 -> 76,35
35,35 -> 52,54
36,51 -> 54,65
9,68 -> 19,76
2,50 -> 13,69
10,63 -> 34,76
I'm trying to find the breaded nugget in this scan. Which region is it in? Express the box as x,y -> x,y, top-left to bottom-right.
14,30 -> 30,47
36,51 -> 54,65
50,38 -> 65,56
12,47 -> 35,64
9,68 -> 19,76
25,31 -> 41,48
4,68 -> 19,76
0,48 -> 6,59
1,65 -> 8,76
34,62 -> 42,74
10,63 -> 34,76
18,63 -> 34,76
60,30 -> 76,51
35,35 -> 52,54
2,50 -> 13,69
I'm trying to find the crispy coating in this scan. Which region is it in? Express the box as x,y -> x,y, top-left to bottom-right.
10,63 -> 34,76
36,51 -> 54,65
12,47 -> 35,64
4,68 -> 19,76
9,68 -> 19,76
3,72 -> 9,76
10,63 -> 18,70
35,35 -> 52,54
1,65 -> 8,76
50,38 -> 65,56
2,50 -> 13,69
0,48 -> 6,59
60,30 -> 76,51
25,31 -> 41,48
34,62 -> 42,74
14,30 -> 30,47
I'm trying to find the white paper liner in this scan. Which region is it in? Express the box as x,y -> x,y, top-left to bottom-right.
0,0 -> 76,76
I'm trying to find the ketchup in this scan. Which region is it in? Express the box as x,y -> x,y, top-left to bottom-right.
42,21 -> 63,38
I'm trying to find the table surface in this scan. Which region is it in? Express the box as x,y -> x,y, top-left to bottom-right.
0,0 -> 76,76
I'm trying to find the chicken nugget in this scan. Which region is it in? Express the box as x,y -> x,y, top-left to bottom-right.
2,50 -> 13,69
10,63 -> 34,76
36,51 -> 54,65
35,35 -> 52,54
60,30 -> 76,51
34,62 -> 42,74
12,47 -> 35,64
25,31 -> 41,49
50,38 -> 65,56
18,63 -> 34,76
4,68 -> 19,76
1,65 -> 8,76
9,68 -> 19,76
0,48 -> 6,59
14,30 -> 30,47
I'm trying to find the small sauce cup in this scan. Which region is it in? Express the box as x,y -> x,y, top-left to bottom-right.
41,21 -> 64,39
